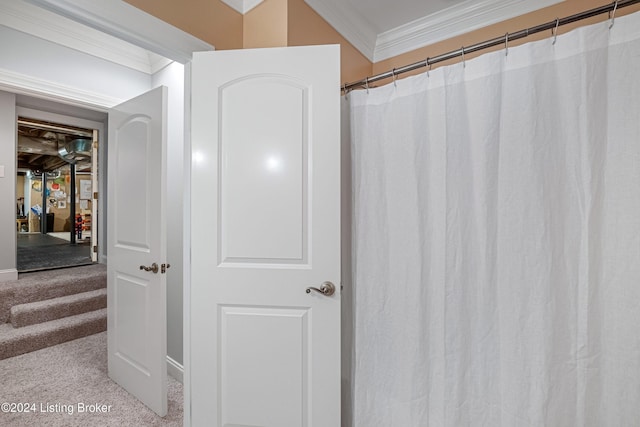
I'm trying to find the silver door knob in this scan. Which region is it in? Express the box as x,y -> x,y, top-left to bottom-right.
306,281 -> 336,296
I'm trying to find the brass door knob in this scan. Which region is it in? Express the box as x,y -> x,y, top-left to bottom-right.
139,263 -> 159,274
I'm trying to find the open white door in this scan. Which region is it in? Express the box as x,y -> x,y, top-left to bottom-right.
190,45 -> 341,426
107,86 -> 168,416
91,129 -> 98,262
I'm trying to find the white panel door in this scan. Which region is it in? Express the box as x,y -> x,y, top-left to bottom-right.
107,86 -> 168,416
91,129 -> 98,262
190,45 -> 341,426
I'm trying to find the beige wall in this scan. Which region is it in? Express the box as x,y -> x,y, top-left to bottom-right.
124,0 -> 372,85
124,0 -> 243,50
26,173 -> 92,233
287,0 -> 372,85
123,0 -> 640,92
242,0 -> 373,83
16,175 -> 24,199
244,0 -> 288,49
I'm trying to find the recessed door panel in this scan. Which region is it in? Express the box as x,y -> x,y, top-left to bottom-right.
220,306 -> 309,427
115,117 -> 150,252
114,273 -> 150,375
220,76 -> 309,266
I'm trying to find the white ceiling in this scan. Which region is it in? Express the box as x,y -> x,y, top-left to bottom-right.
342,0 -> 471,33
303,0 -> 565,62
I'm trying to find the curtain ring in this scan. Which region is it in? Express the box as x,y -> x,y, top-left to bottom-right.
504,32 -> 509,56
552,18 -> 560,45
461,46 -> 466,68
365,77 -> 370,94
392,68 -> 397,87
425,57 -> 431,77
609,0 -> 619,29
343,83 -> 349,99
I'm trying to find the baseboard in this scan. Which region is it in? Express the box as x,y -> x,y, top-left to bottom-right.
0,269 -> 18,283
167,355 -> 184,384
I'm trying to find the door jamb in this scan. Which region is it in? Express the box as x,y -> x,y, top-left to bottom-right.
16,106 -> 106,264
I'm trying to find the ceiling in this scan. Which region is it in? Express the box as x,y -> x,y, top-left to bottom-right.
331,0 -> 471,33
5,0 -> 566,72
220,0 -> 565,62
17,119 -> 93,174
302,0 -> 565,62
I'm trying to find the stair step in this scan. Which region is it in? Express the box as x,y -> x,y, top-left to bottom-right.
0,308 -> 107,360
10,288 -> 107,328
0,264 -> 106,323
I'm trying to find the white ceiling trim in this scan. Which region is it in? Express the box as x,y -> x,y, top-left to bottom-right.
0,0 -> 165,74
304,0 -> 377,61
221,0 -> 264,14
374,0 -> 565,62
305,0 -> 564,63
23,0 -> 214,64
0,67 -> 123,110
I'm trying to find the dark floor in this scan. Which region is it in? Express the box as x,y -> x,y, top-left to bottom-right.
17,234 -> 93,272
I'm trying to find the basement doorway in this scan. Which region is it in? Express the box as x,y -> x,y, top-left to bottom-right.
16,116 -> 99,273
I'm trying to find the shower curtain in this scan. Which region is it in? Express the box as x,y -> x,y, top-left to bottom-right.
346,11 -> 640,427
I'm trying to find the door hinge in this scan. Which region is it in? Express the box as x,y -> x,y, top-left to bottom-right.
93,192 -> 98,199
93,141 -> 98,148
93,245 -> 98,253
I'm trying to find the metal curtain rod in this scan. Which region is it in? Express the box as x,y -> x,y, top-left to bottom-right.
342,0 -> 640,92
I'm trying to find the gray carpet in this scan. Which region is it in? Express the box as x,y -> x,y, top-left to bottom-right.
0,332 -> 183,426
0,264 -> 106,324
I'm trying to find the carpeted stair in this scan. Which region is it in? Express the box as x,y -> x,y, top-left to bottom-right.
0,264 -> 107,360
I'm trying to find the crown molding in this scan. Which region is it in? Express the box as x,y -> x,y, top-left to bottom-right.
0,0 -> 166,74
23,0 -> 213,64
304,0 -> 564,64
221,0 -> 264,14
374,0 -> 564,62
0,67 -> 123,110
304,0 -> 377,61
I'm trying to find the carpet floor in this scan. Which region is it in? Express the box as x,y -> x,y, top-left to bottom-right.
0,264 -> 106,324
0,332 -> 183,426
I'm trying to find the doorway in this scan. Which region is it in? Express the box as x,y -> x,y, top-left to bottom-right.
16,115 -> 99,272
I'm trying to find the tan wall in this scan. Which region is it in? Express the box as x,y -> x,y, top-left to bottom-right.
123,0 -> 638,89
27,173 -> 92,233
244,0 -> 288,49
287,0 -> 372,85
123,0 -> 243,49
16,175 -> 24,199
370,0 -> 640,86
124,0 -> 372,85
242,0 -> 373,83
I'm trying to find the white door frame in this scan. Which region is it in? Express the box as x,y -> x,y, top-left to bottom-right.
16,106 -> 105,263
0,1 -> 213,425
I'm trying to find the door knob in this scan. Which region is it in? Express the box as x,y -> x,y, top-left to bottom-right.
306,281 -> 336,296
139,263 -> 159,274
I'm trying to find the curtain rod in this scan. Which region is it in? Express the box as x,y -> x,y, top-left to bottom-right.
342,0 -> 640,92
